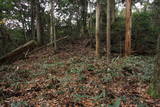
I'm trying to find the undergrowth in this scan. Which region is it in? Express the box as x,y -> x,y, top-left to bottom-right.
0,55 -> 155,106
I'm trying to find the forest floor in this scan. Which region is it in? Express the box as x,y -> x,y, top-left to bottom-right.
0,39 -> 160,107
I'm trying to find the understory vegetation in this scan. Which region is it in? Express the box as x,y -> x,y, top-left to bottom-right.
0,42 -> 158,106
0,0 -> 160,106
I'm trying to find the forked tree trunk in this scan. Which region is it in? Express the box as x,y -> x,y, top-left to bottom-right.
106,0 -> 111,63
95,3 -> 100,57
124,0 -> 132,56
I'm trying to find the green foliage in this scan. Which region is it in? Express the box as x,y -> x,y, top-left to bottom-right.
112,11 -> 158,54
0,0 -> 15,19
148,84 -> 160,98
87,64 -> 95,71
42,62 -> 64,70
101,73 -> 113,83
132,12 -> 152,34
108,98 -> 121,107
132,12 -> 158,51
70,68 -> 83,74
11,101 -> 28,107
76,74 -> 86,83
137,103 -> 149,107
73,90 -> 106,102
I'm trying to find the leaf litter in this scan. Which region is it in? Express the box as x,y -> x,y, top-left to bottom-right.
0,39 -> 159,106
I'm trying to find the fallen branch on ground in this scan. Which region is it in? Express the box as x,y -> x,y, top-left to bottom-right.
0,40 -> 37,65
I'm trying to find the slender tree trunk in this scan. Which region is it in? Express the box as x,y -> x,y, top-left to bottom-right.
50,0 -> 54,45
124,0 -> 132,56
50,0 -> 57,50
88,2 -> 92,37
31,0 -> 35,40
111,0 -> 116,24
53,23 -> 57,50
36,0 -> 41,45
22,20 -> 27,41
106,0 -> 111,63
19,2 -> 27,41
152,34 -> 160,97
95,3 -> 100,57
81,0 -> 88,37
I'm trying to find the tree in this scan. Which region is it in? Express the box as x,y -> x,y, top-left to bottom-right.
149,0 -> 160,98
35,0 -> 42,45
106,0 -> 111,63
31,0 -> 36,40
50,0 -> 57,50
111,0 -> 116,24
95,3 -> 100,57
124,0 -> 132,56
80,0 -> 88,37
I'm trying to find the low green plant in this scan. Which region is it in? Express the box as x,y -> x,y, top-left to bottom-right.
108,98 -> 121,107
148,84 -> 160,98
70,68 -> 83,74
77,74 -> 87,83
87,64 -> 95,71
101,74 -> 113,83
137,103 -> 149,107
42,62 -> 64,69
11,101 -> 28,107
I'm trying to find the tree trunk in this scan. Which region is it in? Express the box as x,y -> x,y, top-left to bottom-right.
53,23 -> 57,50
152,34 -> 160,97
31,0 -> 35,40
36,0 -> 42,45
154,35 -> 160,95
95,3 -> 100,57
124,0 -> 132,56
50,0 -> 57,50
50,0 -> 54,46
88,2 -> 92,37
106,0 -> 111,63
81,0 -> 88,37
149,0 -> 160,98
111,0 -> 116,24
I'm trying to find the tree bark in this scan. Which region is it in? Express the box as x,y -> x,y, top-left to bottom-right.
95,3 -> 100,57
124,0 -> 132,56
111,0 -> 116,24
36,0 -> 42,45
50,0 -> 54,46
152,34 -> 160,97
31,0 -> 35,40
50,0 -> 57,50
106,0 -> 111,63
81,0 -> 88,36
